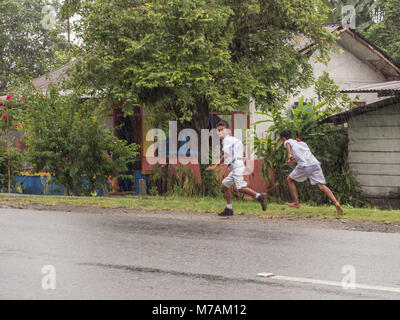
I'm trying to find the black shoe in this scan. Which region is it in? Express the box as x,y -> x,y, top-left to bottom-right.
257,193 -> 267,211
218,208 -> 234,216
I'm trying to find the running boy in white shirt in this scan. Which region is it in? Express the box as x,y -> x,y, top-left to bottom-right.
280,130 -> 344,214
207,120 -> 267,216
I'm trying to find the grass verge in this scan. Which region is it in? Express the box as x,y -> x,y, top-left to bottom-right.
1,194 -> 400,223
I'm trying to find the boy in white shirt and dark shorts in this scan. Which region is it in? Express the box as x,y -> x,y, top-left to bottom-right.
280,130 -> 344,214
207,120 -> 267,216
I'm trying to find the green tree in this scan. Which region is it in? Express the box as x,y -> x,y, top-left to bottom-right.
23,84 -> 139,196
0,0 -> 71,94
74,0 -> 335,112
364,0 -> 400,61
313,71 -> 355,110
71,0 -> 336,193
324,0 -> 399,61
0,93 -> 27,192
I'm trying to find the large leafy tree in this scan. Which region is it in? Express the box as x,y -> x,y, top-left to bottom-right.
364,0 -> 400,61
74,0 -> 335,125
0,0 -> 71,94
71,0 -> 336,189
324,0 -> 399,61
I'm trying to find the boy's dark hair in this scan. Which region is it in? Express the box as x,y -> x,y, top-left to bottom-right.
217,120 -> 230,129
280,130 -> 292,139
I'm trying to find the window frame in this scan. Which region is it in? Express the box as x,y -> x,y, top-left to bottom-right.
209,111 -> 250,135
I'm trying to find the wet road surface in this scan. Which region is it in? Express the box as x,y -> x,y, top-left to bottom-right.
0,208 -> 399,299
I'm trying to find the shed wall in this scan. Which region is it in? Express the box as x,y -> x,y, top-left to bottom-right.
348,103 -> 400,207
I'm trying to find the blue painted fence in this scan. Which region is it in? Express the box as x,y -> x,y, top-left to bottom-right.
10,171 -> 148,195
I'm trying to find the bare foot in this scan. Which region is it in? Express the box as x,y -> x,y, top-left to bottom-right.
287,202 -> 300,209
335,203 -> 344,215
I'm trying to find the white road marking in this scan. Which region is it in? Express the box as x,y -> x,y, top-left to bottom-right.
258,274 -> 400,294
257,272 -> 275,278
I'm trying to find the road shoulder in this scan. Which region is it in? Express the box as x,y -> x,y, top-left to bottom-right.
2,202 -> 400,234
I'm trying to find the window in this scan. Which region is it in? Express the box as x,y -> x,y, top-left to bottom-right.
209,112 -> 250,135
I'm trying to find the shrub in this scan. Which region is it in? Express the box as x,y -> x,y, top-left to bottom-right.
149,164 -> 202,197
23,85 -> 139,196
0,145 -> 22,192
0,92 -> 27,191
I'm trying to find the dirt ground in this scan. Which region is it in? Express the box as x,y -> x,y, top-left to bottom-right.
2,202 -> 400,234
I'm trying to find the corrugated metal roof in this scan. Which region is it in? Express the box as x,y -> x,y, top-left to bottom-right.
287,23 -> 342,52
290,24 -> 400,79
0,61 -> 75,100
321,97 -> 400,125
340,80 -> 400,93
32,61 -> 74,92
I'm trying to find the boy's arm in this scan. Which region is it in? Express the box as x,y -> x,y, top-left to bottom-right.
285,142 -> 296,162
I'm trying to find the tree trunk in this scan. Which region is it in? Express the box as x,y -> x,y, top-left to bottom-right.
67,18 -> 71,43
162,163 -> 169,194
6,117 -> 10,193
189,97 -> 210,196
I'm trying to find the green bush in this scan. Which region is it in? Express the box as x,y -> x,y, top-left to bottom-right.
0,145 -> 23,192
149,164 -> 202,197
199,163 -> 221,197
0,91 -> 27,191
148,145 -> 222,197
23,85 -> 139,196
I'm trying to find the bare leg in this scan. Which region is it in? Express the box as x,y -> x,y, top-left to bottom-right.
287,177 -> 300,208
218,184 -> 235,216
239,186 -> 267,211
239,186 -> 257,198
222,184 -> 232,205
317,183 -> 344,214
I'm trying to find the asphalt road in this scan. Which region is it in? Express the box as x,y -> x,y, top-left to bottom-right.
0,207 -> 399,300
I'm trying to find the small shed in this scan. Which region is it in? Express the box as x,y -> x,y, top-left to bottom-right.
322,95 -> 400,208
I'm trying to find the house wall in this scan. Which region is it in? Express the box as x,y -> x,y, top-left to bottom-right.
348,102 -> 400,207
251,44 -> 389,140
288,44 -> 387,107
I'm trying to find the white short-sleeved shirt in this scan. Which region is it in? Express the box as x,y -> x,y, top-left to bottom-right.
222,135 -> 244,169
284,139 -> 320,167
